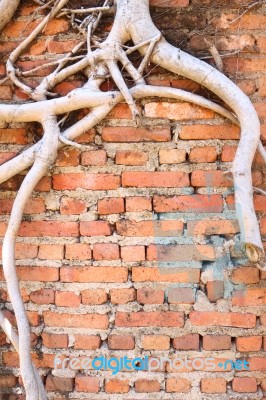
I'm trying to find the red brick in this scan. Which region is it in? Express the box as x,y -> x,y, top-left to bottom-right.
137,288 -> 165,304
98,198 -> 124,214
93,243 -> 119,260
147,244 -> 215,262
224,57 -> 266,73
107,103 -> 140,119
206,281 -> 224,302
189,147 -> 217,163
145,102 -> 214,120
133,266 -> 200,283
76,129 -> 96,143
82,289 -> 107,305
190,311 -> 256,328
0,198 -> 45,214
18,221 -> 79,237
191,170 -> 233,187
80,221 -> 112,236
46,376 -> 74,392
0,243 -> 38,260
0,375 -> 18,387
153,194 -> 223,213
60,266 -> 128,283
221,146 -> 237,162
56,149 -> 79,166
65,244 -> 91,260
236,336 -> 262,352
261,217 -> 266,235
166,378 -> 191,393
47,39 -> 80,53
232,289 -> 266,306
43,311 -> 108,329
150,0 -> 189,6
74,335 -> 101,350
115,151 -> 148,165
173,334 -> 200,350
159,149 -> 186,164
168,287 -> 195,304
55,291 -> 81,307
105,379 -> 130,394
0,152 -> 16,165
122,171 -> 189,187
142,335 -> 170,350
248,357 -> 266,371
44,18 -> 70,35
201,378 -> 226,393
102,126 -> 171,142
110,288 -> 136,304
42,333 -> 68,348
17,266 -> 59,282
38,244 -> 64,260
203,335 -> 231,350
135,379 -> 160,393
117,219 -> 183,237
180,124 -> 240,140
30,289 -> 55,305
75,375 -> 100,393
60,198 -> 86,214
126,196 -> 152,212
108,335 -> 135,350
53,173 -> 120,190
0,128 -> 28,144
232,377 -> 257,393
115,311 -> 184,327
231,267 -> 260,284
81,150 -> 107,166
188,219 -> 239,236
121,246 -> 145,262
260,315 -> 266,326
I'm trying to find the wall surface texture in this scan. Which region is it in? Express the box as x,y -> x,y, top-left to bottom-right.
0,0 -> 265,399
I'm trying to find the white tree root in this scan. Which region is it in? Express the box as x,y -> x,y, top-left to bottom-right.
0,0 -> 265,398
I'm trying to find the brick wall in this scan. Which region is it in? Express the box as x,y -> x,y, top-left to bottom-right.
0,0 -> 265,398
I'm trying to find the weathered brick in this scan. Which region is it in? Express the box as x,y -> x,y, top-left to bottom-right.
60,197 -> 86,214
42,333 -> 68,348
133,266 -> 200,283
0,375 -> 18,387
82,289 -> 107,305
190,311 -> 256,328
142,335 -> 170,350
231,267 -> 260,284
117,220 -> 183,236
18,221 -> 79,237
17,266 -> 59,282
121,245 -> 145,262
102,126 -> 171,142
108,335 -> 135,350
44,311 -> 108,329
60,266 -> 127,283
46,376 -> 74,392
65,243 -> 91,260
166,378 -> 191,393
203,335 -> 231,351
147,244 -> 215,262
38,244 -> 64,260
98,197 -> 124,214
206,281 -> 224,302
53,173 -> 120,190
145,102 -> 214,120
137,288 -> 165,304
173,334 -> 200,350
180,124 -> 240,140
168,287 -> 195,304
135,379 -> 160,393
201,378 -> 226,393
75,375 -> 100,393
126,196 -> 152,211
81,150 -> 107,166
150,0 -> 189,6
110,288 -> 136,304
115,151 -> 148,165
122,171 -> 189,188
189,147 -> 217,163
232,289 -> 266,306
93,243 -> 120,260
105,379 -> 130,394
236,336 -> 262,352
159,149 -> 186,164
30,289 -> 55,305
74,335 -> 101,350
80,221 -> 112,236
153,194 -> 223,213
55,291 -> 81,307
232,377 -> 257,393
115,311 -> 184,327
